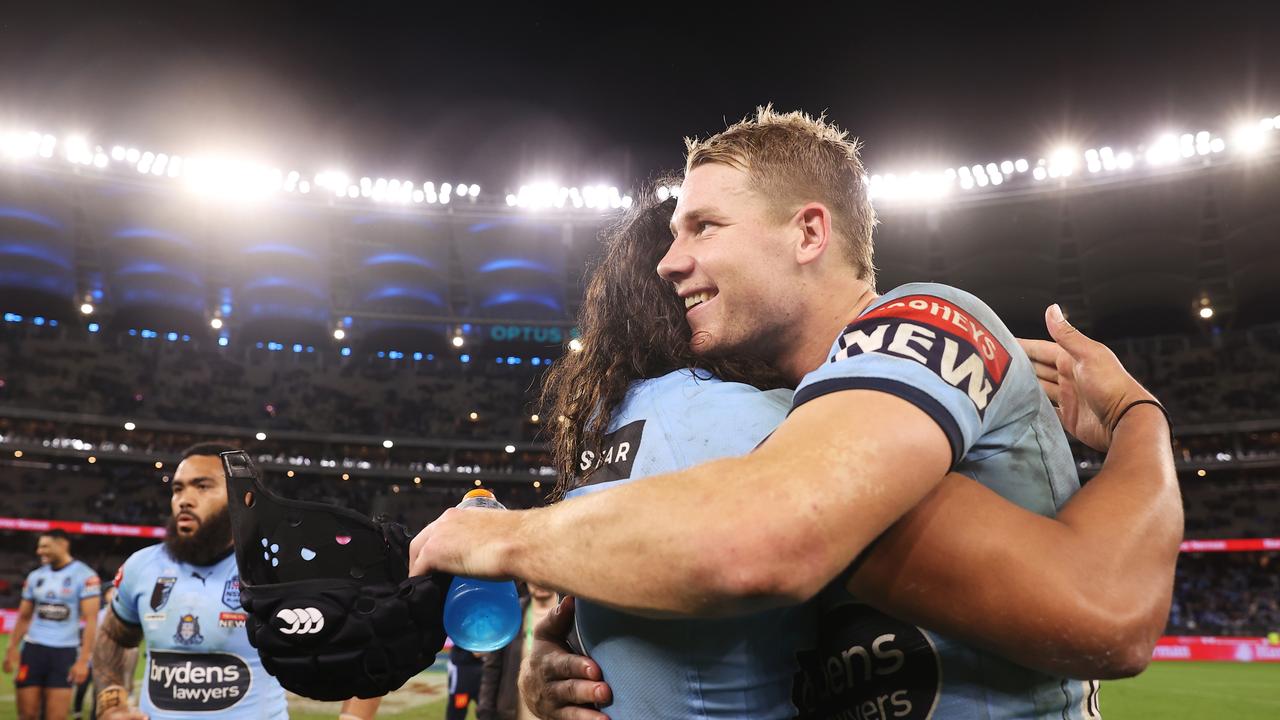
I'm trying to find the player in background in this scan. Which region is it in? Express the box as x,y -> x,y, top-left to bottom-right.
4,530 -> 100,720
92,442 -> 288,720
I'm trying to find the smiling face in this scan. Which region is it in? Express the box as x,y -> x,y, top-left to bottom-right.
659,162 -> 803,363
35,535 -> 69,567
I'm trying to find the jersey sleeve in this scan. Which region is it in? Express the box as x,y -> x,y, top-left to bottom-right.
110,552 -> 143,626
791,284 -> 1017,467
79,565 -> 101,601
20,574 -> 34,602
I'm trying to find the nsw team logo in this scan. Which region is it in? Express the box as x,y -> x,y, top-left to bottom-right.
173,614 -> 204,646
150,577 -> 177,611
275,607 -> 325,635
222,575 -> 241,610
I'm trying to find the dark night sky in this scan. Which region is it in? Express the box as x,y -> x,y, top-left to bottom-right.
2,2 -> 1278,192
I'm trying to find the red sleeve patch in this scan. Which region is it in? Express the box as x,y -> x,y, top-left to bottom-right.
112,565 -> 124,589
857,295 -> 1011,382
831,294 -> 1014,416
85,575 -> 101,588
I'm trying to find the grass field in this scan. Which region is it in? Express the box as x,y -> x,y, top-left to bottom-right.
2,632 -> 1277,718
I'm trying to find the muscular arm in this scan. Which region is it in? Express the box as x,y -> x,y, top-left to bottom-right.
852,404 -> 1180,679
8,599 -> 34,649
3,600 -> 34,672
491,391 -> 951,616
92,609 -> 144,690
77,595 -> 100,664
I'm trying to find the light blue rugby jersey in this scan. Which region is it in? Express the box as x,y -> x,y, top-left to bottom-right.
21,559 -> 99,648
566,368 -> 815,720
790,282 -> 1101,720
112,544 -> 287,720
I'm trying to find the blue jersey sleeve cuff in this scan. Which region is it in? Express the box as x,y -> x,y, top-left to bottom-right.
110,604 -> 141,628
791,377 -> 964,468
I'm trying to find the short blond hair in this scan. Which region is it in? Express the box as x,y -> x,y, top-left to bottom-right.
685,105 -> 877,285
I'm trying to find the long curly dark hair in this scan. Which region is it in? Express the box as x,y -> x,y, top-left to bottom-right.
539,177 -> 790,500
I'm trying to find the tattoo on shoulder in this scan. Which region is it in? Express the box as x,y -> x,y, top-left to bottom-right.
102,610 -> 143,647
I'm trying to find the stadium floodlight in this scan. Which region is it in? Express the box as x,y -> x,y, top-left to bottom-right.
137,151 -> 155,174
111,145 -> 126,161
1199,307 -> 1214,319
151,153 -> 169,176
1032,166 -> 1048,181
94,152 -> 109,168
1232,121 -> 1269,155
39,134 -> 56,158
383,440 -> 394,449
469,184 -> 480,198
1116,151 -> 1134,169
123,422 -> 136,431
167,156 -> 183,177
1209,138 -> 1225,153
506,194 -> 517,206
1145,133 -> 1180,166
1048,147 -> 1077,177
256,432 -> 267,441
530,414 -> 540,423
80,302 -> 95,315
505,445 -> 516,454
452,335 -> 464,348
413,189 -> 424,203
125,147 -> 140,163
64,135 -> 89,164
568,338 -> 584,353
1000,160 -> 1013,174
1014,158 -> 1029,173
1179,133 -> 1196,159
184,156 -> 282,202
210,317 -> 223,330
469,411 -> 479,421
533,481 -> 541,489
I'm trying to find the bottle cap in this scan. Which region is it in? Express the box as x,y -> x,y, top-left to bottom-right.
463,488 -> 495,501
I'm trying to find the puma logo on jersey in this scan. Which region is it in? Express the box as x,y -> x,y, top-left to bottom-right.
276,607 -> 325,635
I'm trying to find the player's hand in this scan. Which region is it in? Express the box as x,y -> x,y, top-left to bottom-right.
408,506 -> 515,579
519,597 -> 612,720
1021,304 -> 1158,451
68,658 -> 90,684
99,708 -> 149,720
2,648 -> 16,674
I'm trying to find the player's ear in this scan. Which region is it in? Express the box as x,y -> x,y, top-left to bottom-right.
794,202 -> 834,267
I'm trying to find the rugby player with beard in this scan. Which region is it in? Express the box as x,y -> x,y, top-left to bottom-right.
92,443 -> 288,720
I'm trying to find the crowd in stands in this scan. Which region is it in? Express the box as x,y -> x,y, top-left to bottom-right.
3,321 -> 1278,444
0,329 -> 549,443
1167,552 -> 1280,637
1111,322 -> 1280,424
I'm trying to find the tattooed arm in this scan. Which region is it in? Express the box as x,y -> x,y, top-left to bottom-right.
92,610 -> 147,719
